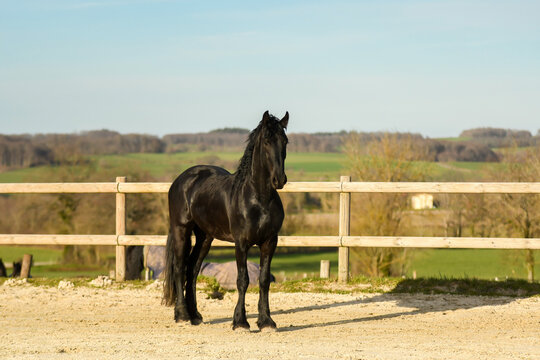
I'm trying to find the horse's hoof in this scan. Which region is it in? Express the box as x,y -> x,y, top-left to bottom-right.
232,323 -> 251,332
257,318 -> 277,331
174,310 -> 191,323
190,317 -> 203,325
233,326 -> 250,332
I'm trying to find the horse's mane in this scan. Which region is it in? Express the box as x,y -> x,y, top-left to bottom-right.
234,114 -> 282,185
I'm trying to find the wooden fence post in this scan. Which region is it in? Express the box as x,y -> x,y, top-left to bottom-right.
20,254 -> 33,278
338,175 -> 351,283
320,260 -> 330,279
116,177 -> 126,281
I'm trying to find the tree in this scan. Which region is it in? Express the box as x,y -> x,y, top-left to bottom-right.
344,132 -> 429,277
494,147 -> 540,282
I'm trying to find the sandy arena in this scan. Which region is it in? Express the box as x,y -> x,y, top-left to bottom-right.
1,281 -> 539,360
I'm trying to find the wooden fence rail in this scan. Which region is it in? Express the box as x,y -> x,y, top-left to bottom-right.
1,178 -> 539,282
3,181 -> 540,194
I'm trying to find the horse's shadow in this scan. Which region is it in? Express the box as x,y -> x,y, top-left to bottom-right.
207,279 -> 540,332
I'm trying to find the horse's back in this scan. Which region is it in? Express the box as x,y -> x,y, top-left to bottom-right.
170,165 -> 231,193
169,165 -> 234,240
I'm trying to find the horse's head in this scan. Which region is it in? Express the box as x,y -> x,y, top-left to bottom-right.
259,111 -> 289,189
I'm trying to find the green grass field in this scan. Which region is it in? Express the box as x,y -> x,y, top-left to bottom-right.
0,151 -> 504,183
208,248 -> 540,281
2,245 -> 538,281
408,249 -> 540,280
0,246 -> 108,278
0,246 -> 62,263
0,152 -> 349,183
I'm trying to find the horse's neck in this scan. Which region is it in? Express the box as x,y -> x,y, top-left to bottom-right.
237,145 -> 274,201
233,137 -> 275,201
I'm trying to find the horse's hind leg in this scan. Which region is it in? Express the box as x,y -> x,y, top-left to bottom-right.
171,224 -> 192,322
186,226 -> 213,325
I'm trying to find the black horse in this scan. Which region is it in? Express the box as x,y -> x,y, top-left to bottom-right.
163,111 -> 289,331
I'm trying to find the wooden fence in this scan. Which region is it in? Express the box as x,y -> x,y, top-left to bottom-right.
1,177 -> 540,282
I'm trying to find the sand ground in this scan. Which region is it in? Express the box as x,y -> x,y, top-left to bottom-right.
1,280 -> 539,360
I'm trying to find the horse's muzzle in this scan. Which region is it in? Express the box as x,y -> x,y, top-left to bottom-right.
273,174 -> 287,190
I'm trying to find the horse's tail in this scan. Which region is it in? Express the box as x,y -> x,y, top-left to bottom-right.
162,232 -> 176,306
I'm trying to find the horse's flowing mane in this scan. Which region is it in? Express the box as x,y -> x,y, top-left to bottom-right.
234,114 -> 282,185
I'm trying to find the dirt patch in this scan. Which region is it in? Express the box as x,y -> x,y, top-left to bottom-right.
1,282 -> 539,359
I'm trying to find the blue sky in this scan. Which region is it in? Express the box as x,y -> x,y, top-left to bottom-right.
1,0 -> 539,137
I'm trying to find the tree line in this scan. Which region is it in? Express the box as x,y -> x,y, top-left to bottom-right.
0,130 -> 165,170
460,128 -> 540,148
1,127 -> 538,171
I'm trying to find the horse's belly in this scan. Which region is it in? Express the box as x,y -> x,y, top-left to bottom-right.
191,203 -> 233,242
197,221 -> 234,242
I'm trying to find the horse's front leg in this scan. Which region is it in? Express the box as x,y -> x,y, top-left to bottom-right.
233,242 -> 250,330
257,235 -> 277,331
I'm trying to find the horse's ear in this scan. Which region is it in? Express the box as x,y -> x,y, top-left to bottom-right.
262,110 -> 270,124
280,111 -> 289,129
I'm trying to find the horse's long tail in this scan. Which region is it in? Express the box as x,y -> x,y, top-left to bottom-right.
162,232 -> 176,306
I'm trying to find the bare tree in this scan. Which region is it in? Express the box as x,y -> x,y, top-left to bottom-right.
494,146 -> 540,282
344,132 -> 429,277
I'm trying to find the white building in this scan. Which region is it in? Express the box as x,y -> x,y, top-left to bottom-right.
411,194 -> 434,210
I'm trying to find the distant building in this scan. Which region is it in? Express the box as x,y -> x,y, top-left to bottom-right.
411,194 -> 434,210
